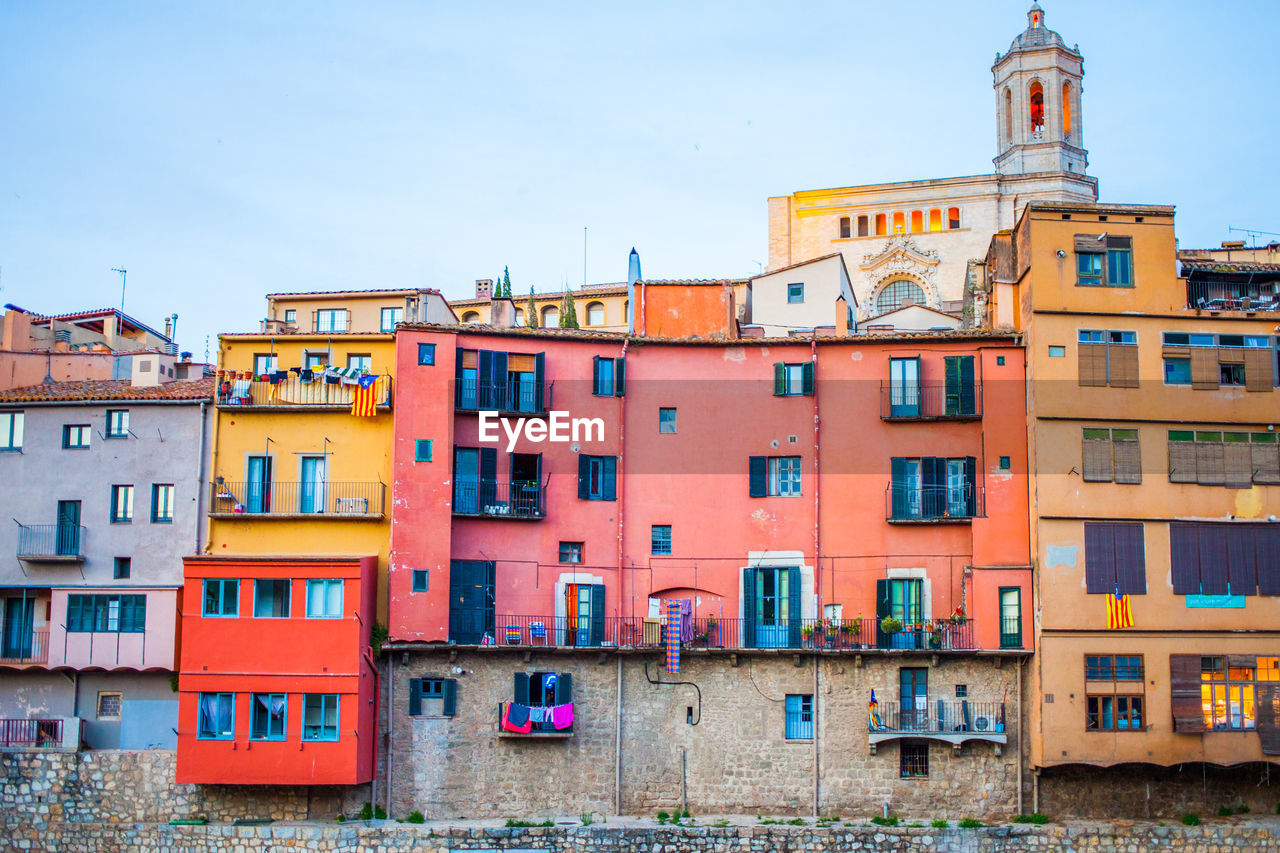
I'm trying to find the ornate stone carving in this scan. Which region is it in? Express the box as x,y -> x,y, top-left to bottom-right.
857,235 -> 942,317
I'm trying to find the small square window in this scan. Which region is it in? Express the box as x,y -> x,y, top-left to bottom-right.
996,356 -> 1005,366
658,408 -> 677,434
63,424 -> 91,449
113,557 -> 131,579
306,579 -> 343,618
284,309 -> 297,323
412,570 -> 429,592
651,525 -> 672,556
955,685 -> 968,698
999,456 -> 1010,469
900,741 -> 929,777
96,692 -> 122,720
787,283 -> 804,303
784,694 -> 813,740
418,343 -> 436,365
347,354 -> 372,373
559,542 -> 583,564
106,410 -> 130,439
1048,345 -> 1066,358
415,439 -> 432,462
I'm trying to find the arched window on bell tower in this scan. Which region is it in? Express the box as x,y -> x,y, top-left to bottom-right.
1028,81 -> 1044,140
1062,81 -> 1073,141
1004,88 -> 1013,145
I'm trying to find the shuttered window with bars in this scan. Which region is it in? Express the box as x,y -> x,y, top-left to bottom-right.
1083,522 -> 1147,595
1163,332 -> 1276,391
1074,234 -> 1134,287
1077,330 -> 1137,388
1082,428 -> 1141,483
1169,522 -> 1280,596
1168,431 -> 1280,487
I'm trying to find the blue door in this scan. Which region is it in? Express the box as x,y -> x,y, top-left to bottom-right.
299,456 -> 326,513
755,567 -> 792,648
454,448 -> 478,514
900,667 -> 928,730
246,456 -> 272,514
55,500 -> 81,556
889,357 -> 920,417
3,598 -> 34,660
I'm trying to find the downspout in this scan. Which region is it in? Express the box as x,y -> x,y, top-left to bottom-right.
386,654 -> 394,817
616,339 -> 630,619
194,401 -> 208,552
1017,656 -> 1025,815
810,334 -> 820,817
363,647 -> 381,811
614,655 -> 622,815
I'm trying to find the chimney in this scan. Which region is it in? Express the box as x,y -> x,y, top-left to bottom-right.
489,297 -> 517,328
627,248 -> 641,333
164,316 -> 172,339
835,296 -> 849,336
53,328 -> 72,352
475,279 -> 493,299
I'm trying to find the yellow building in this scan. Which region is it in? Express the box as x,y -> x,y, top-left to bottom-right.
448,280 -> 629,331
982,201 -> 1280,811
264,287 -> 456,334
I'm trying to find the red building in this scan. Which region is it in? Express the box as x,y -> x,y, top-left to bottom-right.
176,556 -> 377,785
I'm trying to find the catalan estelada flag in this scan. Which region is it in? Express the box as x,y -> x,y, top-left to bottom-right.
665,600 -> 681,674
351,375 -> 381,416
869,689 -> 883,730
1106,589 -> 1133,629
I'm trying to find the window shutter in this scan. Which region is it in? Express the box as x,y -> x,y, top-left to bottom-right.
1169,654 -> 1206,733
1114,523 -> 1147,595
442,679 -> 457,716
964,456 -> 977,517
1195,439 -> 1225,486
1108,344 -> 1138,388
1252,442 -> 1280,485
602,456 -> 617,501
1169,524 -> 1200,595
589,585 -> 605,646
513,672 -> 530,706
742,568 -> 757,648
533,352 -> 545,412
1077,342 -> 1108,386
1218,346 -> 1245,365
874,579 -> 890,648
555,672 -> 573,706
1227,527 -> 1257,596
1224,442 -> 1253,489
1190,347 -> 1218,389
749,456 -> 767,498
480,447 -> 497,484
1113,433 -> 1142,484
957,356 -> 976,414
477,350 -> 493,409
577,455 -> 590,500
773,363 -> 786,396
921,457 -> 943,518
890,457 -> 906,518
408,678 -> 422,716
801,361 -> 814,396
614,357 -> 626,397
1082,433 -> 1114,482
1168,438 -> 1197,483
591,355 -> 602,396
1084,522 -> 1116,594
1244,348 -> 1274,392
787,567 -> 802,648
1073,234 -> 1104,252
1259,527 -> 1280,596
1198,525 -> 1229,595
1257,684 -> 1280,755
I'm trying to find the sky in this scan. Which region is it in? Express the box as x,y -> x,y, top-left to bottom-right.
1,1 -> 1277,357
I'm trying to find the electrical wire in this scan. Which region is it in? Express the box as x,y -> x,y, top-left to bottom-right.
644,661 -> 701,725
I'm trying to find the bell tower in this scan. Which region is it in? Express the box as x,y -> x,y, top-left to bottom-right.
993,3 -> 1087,176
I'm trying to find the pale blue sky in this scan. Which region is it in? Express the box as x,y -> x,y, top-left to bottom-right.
1,1 -> 1276,356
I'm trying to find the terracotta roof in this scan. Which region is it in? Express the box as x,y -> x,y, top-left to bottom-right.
755,253 -> 845,279
449,283 -> 629,306
1180,259 -> 1280,275
639,278 -> 748,287
21,307 -> 172,341
266,287 -> 441,298
0,377 -> 215,404
218,331 -> 395,340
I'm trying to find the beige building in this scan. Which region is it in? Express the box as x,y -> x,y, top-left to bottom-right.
448,280 -> 630,331
745,254 -> 854,334
767,4 -> 1097,321
263,288 -> 455,334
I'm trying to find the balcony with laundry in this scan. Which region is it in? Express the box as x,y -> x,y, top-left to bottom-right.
216,367 -> 392,411
450,448 -> 546,520
209,478 -> 386,520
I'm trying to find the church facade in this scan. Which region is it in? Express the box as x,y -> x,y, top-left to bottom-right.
767,4 -> 1098,322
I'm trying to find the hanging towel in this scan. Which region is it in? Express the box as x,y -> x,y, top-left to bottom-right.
679,599 -> 694,643
300,369 -> 314,383
231,379 -> 251,398
504,702 -> 532,733
551,703 -> 574,730
271,370 -> 288,383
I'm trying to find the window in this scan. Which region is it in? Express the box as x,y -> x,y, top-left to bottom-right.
461,310 -> 481,323
1029,80 -> 1044,132
999,456 -> 1010,469
414,439 -> 432,462
253,579 -> 291,618
197,692 -> 234,739
577,455 -> 617,501
910,210 -> 922,232
1085,655 -> 1143,682
409,678 -> 458,717
284,309 -> 297,323
380,306 -> 403,332
1164,356 -> 1191,385
1074,235 -> 1134,287
658,408 -> 677,433
304,351 -> 328,369
1168,431 -> 1280,488
955,684 -> 968,698
652,525 -> 672,555
943,354 -> 976,416
509,672 -> 571,731
1086,695 -> 1144,731
1200,657 -> 1255,731
1082,428 -> 1141,483
252,354 -> 278,376
541,305 -> 559,327
150,484 -> 174,522
63,424 -> 91,449
106,409 -> 129,439
416,343 -> 437,367
592,356 -> 625,396
110,485 -> 134,523
585,302 -> 605,326
66,594 -> 146,632
203,579 -> 239,617
1077,329 -> 1137,388
96,692 -> 122,721
999,587 -> 1022,648
249,693 -> 287,740
948,207 -> 960,229
306,579 -> 344,618
874,213 -> 887,236
928,209 -> 942,232
839,217 -> 850,238
1084,522 -> 1147,595
748,455 -> 801,497
1063,81 -> 1073,137
559,542 -> 583,564
411,569 -> 429,592
1048,345 -> 1065,358
784,694 -> 813,740
886,578 -> 923,625
857,215 -> 869,237
302,694 -> 340,739
346,354 -> 371,373
315,309 -> 347,332
1003,87 -> 1013,142
0,412 -> 22,450
900,742 -> 929,777
772,361 -> 813,396
1220,362 -> 1246,386
113,557 -> 131,579
1170,522 -> 1280,596
889,457 -> 976,520
876,279 -> 925,314
514,308 -> 525,326
787,283 -> 804,303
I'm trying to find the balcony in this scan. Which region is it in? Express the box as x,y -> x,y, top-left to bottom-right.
497,702 -> 574,738
868,699 -> 1008,753
0,717 -> 79,750
15,524 -> 86,563
452,480 -> 545,520
1186,280 -> 1280,313
217,376 -> 392,410
209,480 -> 385,519
0,628 -> 49,665
455,378 -> 552,416
886,483 -> 980,523
880,382 -> 981,421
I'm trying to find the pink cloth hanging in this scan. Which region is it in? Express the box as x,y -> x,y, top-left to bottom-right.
551,703 -> 574,730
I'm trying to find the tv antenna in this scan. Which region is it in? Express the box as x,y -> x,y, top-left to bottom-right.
1228,226 -> 1280,246
111,268 -> 127,312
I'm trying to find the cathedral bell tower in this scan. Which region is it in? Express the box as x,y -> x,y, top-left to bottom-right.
993,3 -> 1088,176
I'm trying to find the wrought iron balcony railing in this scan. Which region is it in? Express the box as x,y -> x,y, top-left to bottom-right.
209,480 -> 386,518
880,382 -> 981,420
15,523 -> 86,562
885,483 -> 980,522
452,480 -> 546,519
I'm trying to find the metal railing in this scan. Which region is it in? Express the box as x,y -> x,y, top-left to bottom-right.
455,377 -> 552,414
483,616 -> 977,652
497,703 -> 571,734
452,481 -> 545,519
871,700 -> 1007,735
880,382 -> 982,420
0,718 -> 63,748
885,483 -> 979,521
16,524 -> 86,560
217,376 -> 392,409
0,628 -> 50,664
209,480 -> 386,517
1186,281 -> 1280,312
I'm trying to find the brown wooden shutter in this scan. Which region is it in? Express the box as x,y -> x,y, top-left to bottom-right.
1244,347 -> 1274,392
1074,234 -> 1104,252
1257,527 -> 1280,596
1252,442 -> 1280,485
1161,345 -> 1191,360
1113,434 -> 1142,484
1217,347 -> 1245,364
1082,434 -> 1114,482
1226,526 -> 1258,595
1190,348 -> 1218,389
1078,343 -> 1108,386
1224,442 -> 1253,489
1169,654 -> 1206,733
1257,684 -> 1280,756
1168,438 -> 1197,483
1195,439 -> 1225,486
1108,345 -> 1139,388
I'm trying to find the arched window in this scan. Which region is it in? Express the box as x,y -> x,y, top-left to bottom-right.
874,214 -> 887,236
911,210 -> 923,232
541,305 -> 559,327
1029,81 -> 1044,135
929,209 -> 942,232
948,207 -> 961,229
1004,88 -> 1013,143
586,301 -> 605,326
1062,81 -> 1073,139
857,215 -> 869,237
514,308 -> 525,327
461,311 -> 481,324
892,212 -> 905,234
876,279 -> 926,314
839,216 -> 851,239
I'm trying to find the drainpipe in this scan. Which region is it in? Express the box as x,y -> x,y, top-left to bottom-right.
386,654 -> 394,817
614,656 -> 622,816
1017,656 -> 1024,815
203,371 -> 224,554
194,401 -> 208,552
811,334 -> 820,817
616,339 -> 630,619
363,647 -> 381,812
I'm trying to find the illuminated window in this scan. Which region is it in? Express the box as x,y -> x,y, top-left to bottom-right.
948,208 -> 961,229
892,212 -> 905,234
876,280 -> 925,314
910,211 -> 922,232
1029,81 -> 1044,134
875,214 -> 887,236
929,209 -> 942,232
1062,81 -> 1073,138
1201,656 -> 1255,731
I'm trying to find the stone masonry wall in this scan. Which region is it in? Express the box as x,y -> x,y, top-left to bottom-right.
388,649 -> 1025,820
1038,762 -> 1280,819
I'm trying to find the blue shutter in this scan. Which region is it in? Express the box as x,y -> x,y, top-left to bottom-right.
442,679 -> 457,716
603,457 -> 617,501
1084,523 -> 1116,594
1227,527 -> 1257,596
513,672 -> 530,706
533,352 -> 545,412
454,351 -> 465,407
964,456 -> 977,517
749,456 -> 767,498
787,567 -> 802,648
890,458 -> 906,519
590,585 -> 606,646
614,357 -> 626,397
480,447 -> 497,509
922,458 -> 944,518
742,568 -> 757,648
578,454 -> 590,499
875,579 -> 890,648
408,678 -> 422,716
555,672 -> 573,706
477,350 -> 493,409
773,363 -> 785,396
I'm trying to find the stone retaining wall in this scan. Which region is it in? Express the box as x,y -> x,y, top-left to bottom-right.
1037,762 -> 1280,819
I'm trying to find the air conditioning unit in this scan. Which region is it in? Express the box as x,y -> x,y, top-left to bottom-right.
334,498 -> 369,514
972,714 -> 1002,732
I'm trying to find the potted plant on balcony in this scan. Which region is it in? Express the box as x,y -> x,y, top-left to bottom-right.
880,617 -> 902,637
705,615 -> 721,648
801,624 -> 817,647
927,620 -> 944,650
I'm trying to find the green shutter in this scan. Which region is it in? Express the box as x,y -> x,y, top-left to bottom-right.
533,352 -> 545,412
513,672 -> 530,706
964,456 -> 977,516
408,678 -> 422,716
801,361 -> 814,396
749,456 -> 767,498
787,567 -> 802,648
589,585 -> 606,646
555,672 -> 573,705
578,455 -> 590,499
773,362 -> 785,396
442,679 -> 457,716
890,458 -> 906,519
602,457 -> 617,501
742,568 -> 758,648
875,579 -> 890,648
592,355 -> 602,396
614,357 -> 626,397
